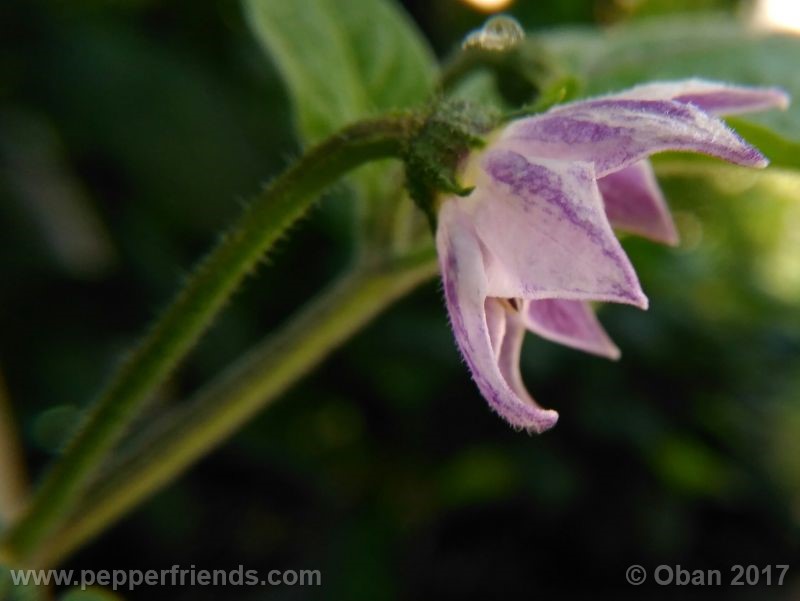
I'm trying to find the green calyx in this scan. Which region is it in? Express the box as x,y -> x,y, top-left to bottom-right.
403,99 -> 500,225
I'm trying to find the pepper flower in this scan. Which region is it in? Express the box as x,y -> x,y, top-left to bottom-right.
436,80 -> 789,432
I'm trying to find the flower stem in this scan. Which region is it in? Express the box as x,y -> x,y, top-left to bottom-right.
1,115 -> 419,564
32,248 -> 437,568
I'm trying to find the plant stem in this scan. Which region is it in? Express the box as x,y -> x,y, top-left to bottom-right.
34,248 -> 437,568
1,115 -> 418,564
0,370 -> 28,530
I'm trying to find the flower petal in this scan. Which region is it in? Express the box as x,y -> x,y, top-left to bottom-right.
470,148 -> 648,309
494,303 -> 552,418
604,79 -> 790,116
437,199 -> 559,432
484,293 -> 507,361
522,299 -> 620,359
500,98 -> 767,177
598,160 -> 679,245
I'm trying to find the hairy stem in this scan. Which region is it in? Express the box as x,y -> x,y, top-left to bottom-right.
35,248 -> 437,568
1,115 -> 418,563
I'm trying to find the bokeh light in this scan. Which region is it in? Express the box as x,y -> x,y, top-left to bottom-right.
753,0 -> 800,34
459,0 -> 514,14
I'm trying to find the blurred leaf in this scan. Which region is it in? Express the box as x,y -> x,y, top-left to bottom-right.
648,117 -> 800,175
36,15 -> 287,241
0,565 -> 45,601
244,0 -> 436,144
31,404 -> 81,454
726,117 -> 800,171
644,165 -> 800,312
0,110 -> 116,278
765,394 -> 800,525
654,118 -> 800,173
650,436 -> 736,498
438,447 -> 518,506
542,15 -> 800,139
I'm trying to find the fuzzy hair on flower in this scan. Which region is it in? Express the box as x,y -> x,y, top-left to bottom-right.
436,79 -> 789,432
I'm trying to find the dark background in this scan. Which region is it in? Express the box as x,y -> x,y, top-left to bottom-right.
1,0 -> 799,599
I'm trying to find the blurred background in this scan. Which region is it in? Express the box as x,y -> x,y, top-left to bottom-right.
1,0 -> 800,599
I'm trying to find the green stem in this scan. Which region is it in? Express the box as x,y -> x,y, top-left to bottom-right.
33,249 -> 437,568
1,115 -> 418,563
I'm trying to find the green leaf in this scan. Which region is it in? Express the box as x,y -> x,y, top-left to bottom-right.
646,116 -> 800,185
541,15 -> 800,140
726,117 -> 800,171
244,0 -> 436,144
649,118 -> 800,174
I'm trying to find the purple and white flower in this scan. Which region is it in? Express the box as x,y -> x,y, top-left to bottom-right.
436,79 -> 789,432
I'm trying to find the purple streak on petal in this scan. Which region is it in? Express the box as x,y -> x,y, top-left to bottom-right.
501,99 -> 767,177
598,160 -> 679,246
436,199 -> 559,433
473,148 -> 648,309
600,79 -> 790,116
522,299 -> 620,359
